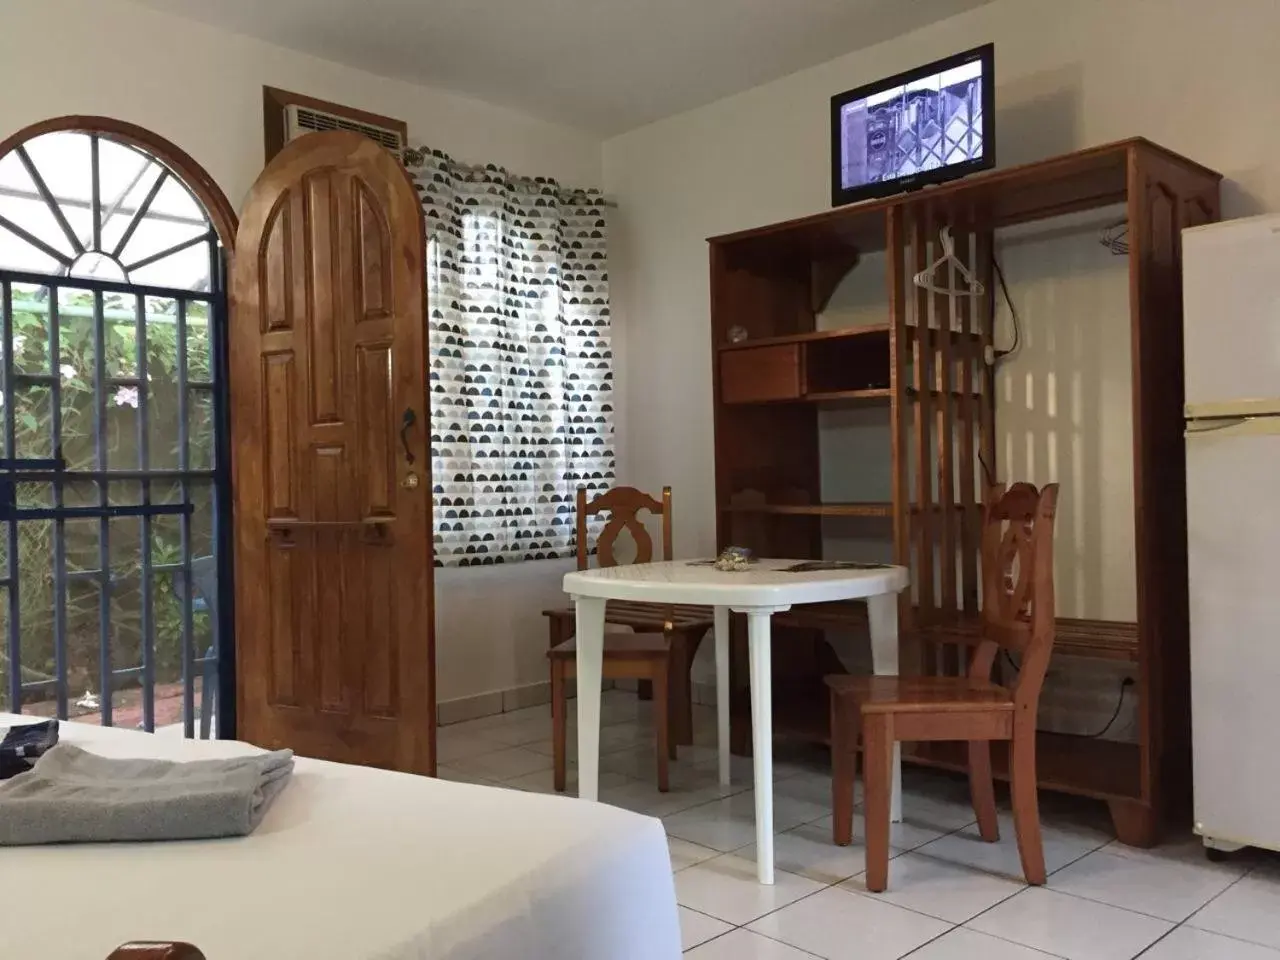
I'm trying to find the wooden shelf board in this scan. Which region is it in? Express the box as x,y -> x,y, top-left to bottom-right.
718,324 -> 889,352
803,388 -> 892,403
907,735 -> 1143,802
773,607 -> 1138,662
721,501 -> 893,518
724,388 -> 891,406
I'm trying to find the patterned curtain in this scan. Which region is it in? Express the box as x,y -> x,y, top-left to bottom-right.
404,147 -> 614,566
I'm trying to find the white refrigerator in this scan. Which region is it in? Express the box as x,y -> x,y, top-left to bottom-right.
1184,213 -> 1280,856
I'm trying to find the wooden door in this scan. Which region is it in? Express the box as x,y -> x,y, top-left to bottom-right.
229,131 -> 434,774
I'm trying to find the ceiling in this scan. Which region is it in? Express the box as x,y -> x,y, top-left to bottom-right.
130,0 -> 994,134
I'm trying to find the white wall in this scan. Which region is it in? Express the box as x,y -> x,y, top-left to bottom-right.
604,0 -> 1280,604
0,0 -> 604,709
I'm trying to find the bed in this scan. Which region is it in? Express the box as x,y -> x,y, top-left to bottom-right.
0,714 -> 681,960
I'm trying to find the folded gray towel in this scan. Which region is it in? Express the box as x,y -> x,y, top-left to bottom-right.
0,742 -> 294,845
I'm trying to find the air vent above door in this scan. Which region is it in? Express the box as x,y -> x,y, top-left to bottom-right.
263,87 -> 409,163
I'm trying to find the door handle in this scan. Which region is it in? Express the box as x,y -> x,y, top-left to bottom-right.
400,408 -> 417,464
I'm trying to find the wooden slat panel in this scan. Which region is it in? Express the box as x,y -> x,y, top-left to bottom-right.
975,228 -> 996,482
312,444 -> 348,711
262,351 -> 296,518
957,208 -> 979,616
935,217 -> 957,623
267,542 -> 297,706
362,531 -> 398,718
260,194 -> 293,332
887,207 -> 912,636
304,169 -> 341,424
354,178 -> 392,321
357,341 -> 395,515
912,210 -> 936,628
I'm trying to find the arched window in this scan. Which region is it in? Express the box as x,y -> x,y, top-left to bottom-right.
0,119 -> 235,740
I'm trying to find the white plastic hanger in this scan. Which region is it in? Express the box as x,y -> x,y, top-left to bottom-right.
912,226 -> 985,296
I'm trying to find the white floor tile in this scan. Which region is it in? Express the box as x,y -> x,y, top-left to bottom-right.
434,764 -> 500,786
674,853 -> 825,926
738,818 -> 880,886
500,767 -> 633,795
680,906 -> 734,951
1141,926 -> 1280,959
600,769 -> 746,818
1049,846 -> 1243,921
807,805 -> 956,855
968,887 -> 1172,960
445,745 -> 552,781
435,729 -> 509,764
915,809 -> 1110,881
906,927 -> 1061,959
747,885 -> 951,960
525,721 -> 650,757
669,836 -> 721,872
842,851 -> 1024,923
683,928 -> 818,959
664,791 -> 829,853
1190,868 -> 1280,950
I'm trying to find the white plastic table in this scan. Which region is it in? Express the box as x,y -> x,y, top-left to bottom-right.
563,558 -> 911,884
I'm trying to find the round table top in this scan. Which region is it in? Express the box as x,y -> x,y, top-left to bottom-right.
563,558 -> 909,609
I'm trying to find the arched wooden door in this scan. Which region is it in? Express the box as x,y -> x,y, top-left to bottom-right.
230,131 -> 434,774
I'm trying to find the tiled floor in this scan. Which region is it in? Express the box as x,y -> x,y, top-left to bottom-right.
440,690 -> 1280,959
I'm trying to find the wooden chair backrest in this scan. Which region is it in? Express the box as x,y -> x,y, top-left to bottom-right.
576,486 -> 672,571
970,482 -> 1059,708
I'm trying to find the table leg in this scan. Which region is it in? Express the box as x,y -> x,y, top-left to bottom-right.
746,610 -> 774,885
574,595 -> 607,802
867,593 -> 903,823
714,605 -> 731,788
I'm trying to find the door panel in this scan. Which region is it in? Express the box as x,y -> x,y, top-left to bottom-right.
231,131 -> 434,774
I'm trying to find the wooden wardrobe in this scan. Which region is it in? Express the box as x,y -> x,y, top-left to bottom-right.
707,138 -> 1221,844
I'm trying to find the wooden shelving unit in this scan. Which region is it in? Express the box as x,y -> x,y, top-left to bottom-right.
707,138 -> 1221,846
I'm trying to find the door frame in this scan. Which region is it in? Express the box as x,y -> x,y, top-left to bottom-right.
0,116 -> 240,736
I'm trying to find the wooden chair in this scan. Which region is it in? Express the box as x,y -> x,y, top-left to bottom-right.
543,489 -> 712,748
826,481 -> 1060,892
549,485 -> 688,793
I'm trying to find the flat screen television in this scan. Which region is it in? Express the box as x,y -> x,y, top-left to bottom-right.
830,44 -> 994,207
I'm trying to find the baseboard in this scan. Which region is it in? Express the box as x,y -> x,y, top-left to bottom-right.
438,679 -> 612,726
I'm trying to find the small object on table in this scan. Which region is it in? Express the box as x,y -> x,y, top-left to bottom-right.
714,546 -> 754,571
782,560 -> 891,573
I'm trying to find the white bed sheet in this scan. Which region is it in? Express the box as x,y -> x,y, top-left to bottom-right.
0,715 -> 681,960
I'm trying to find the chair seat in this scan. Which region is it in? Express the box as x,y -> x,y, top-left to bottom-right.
548,633 -> 671,660
825,675 -> 1014,714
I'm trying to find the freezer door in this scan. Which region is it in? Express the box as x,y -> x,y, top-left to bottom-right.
1187,416 -> 1280,852
1183,216 -> 1280,410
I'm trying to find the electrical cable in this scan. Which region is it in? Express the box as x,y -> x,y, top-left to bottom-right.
998,650 -> 1132,740
992,256 -> 1021,361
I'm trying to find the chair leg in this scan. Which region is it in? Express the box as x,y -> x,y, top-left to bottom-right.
551,661 -> 567,793
669,631 -> 694,747
968,740 -> 1000,843
862,712 -> 893,893
653,664 -> 670,793
1009,721 -> 1046,885
830,690 -> 858,847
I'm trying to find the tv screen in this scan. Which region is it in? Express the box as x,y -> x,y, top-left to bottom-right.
831,44 -> 994,207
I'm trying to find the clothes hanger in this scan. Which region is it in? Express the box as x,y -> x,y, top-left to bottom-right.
912,225 -> 985,296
